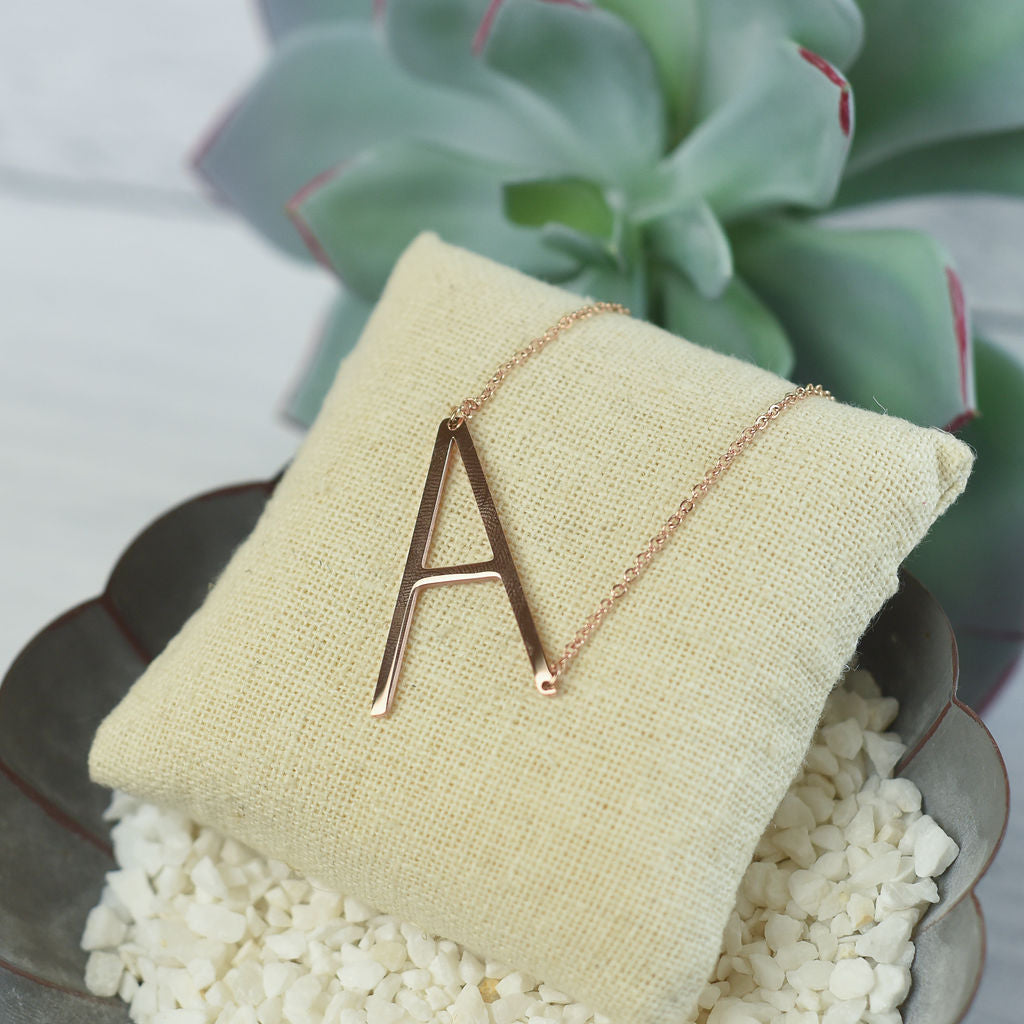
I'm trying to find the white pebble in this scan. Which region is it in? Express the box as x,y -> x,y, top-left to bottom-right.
118,971 -> 138,1003
774,793 -> 817,830
107,867 -> 157,922
152,1011 -> 207,1024
190,856 -> 229,899
774,827 -> 818,869
846,893 -> 875,930
183,958 -> 213,993
262,962 -> 300,999
788,871 -> 830,914
829,957 -> 875,999
764,913 -> 803,953
776,942 -> 818,972
863,732 -> 907,779
870,963 -> 912,1012
81,904 -> 128,951
879,777 -> 921,813
866,1010 -> 903,1024
805,744 -> 841,777
822,997 -> 867,1024
264,930 -> 306,961
284,974 -> 322,1012
84,950 -> 124,997
831,796 -> 858,829
450,982 -> 488,1024
904,815 -> 960,877
458,951 -> 485,986
371,940 -> 407,973
538,982 -> 572,1003
184,904 -> 246,944
342,896 -> 374,923
844,806 -> 876,847
813,851 -> 847,882
425,985 -> 452,1010
429,949 -> 461,989
495,971 -> 534,996
787,958 -> 833,992
848,849 -> 902,888
226,962 -> 264,1005
795,786 -> 835,825
876,878 -> 939,918
406,931 -> 437,969
822,719 -> 863,760
783,1012 -> 818,1024
401,967 -> 431,991
705,997 -> 759,1023
337,959 -> 388,992
167,968 -> 204,1009
809,923 -> 838,962
748,953 -> 784,991
866,697 -> 900,733
491,991 -> 534,1024
375,972 -> 403,1003
855,914 -> 914,962
810,824 -> 845,852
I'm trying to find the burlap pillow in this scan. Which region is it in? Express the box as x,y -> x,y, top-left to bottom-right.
89,233 -> 972,1024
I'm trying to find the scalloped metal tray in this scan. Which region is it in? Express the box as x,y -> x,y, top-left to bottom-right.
0,475 -> 1008,1023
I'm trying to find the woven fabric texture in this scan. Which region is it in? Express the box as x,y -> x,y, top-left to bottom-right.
90,233 -> 973,1024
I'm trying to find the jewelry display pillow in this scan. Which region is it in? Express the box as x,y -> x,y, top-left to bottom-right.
89,233 -> 973,1024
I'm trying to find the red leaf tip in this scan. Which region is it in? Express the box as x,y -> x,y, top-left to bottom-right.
945,266 -> 973,409
798,47 -> 851,137
473,0 -> 591,55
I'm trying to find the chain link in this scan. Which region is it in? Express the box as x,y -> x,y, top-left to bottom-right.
548,384 -> 833,684
447,304 -> 832,693
448,302 -> 628,430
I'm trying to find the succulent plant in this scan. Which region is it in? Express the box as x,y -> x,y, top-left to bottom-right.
195,0 -> 1024,707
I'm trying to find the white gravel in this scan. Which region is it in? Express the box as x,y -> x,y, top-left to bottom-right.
83,668 -> 958,1024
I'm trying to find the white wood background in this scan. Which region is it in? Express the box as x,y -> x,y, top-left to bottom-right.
0,4 -> 1019,1020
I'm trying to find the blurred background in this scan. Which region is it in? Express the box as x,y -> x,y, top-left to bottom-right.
0,3 -> 1019,1021
0,2 -> 332,670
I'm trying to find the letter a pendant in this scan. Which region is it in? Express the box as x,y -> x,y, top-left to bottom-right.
371,419 -> 553,717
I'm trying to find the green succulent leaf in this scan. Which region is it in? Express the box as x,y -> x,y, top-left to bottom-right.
644,41 -> 852,223
538,222 -> 619,269
594,0 -> 701,144
848,0 -> 1024,173
382,0 -> 493,89
648,201 -> 733,300
733,218 -> 975,429
906,338 -> 1024,708
196,23 -> 582,257
288,140 -> 578,300
504,177 -> 615,239
259,0 -> 373,40
837,127 -> 1024,206
483,0 -> 665,182
660,270 -> 794,376
285,289 -> 374,427
565,260 -> 649,318
692,0 -> 863,116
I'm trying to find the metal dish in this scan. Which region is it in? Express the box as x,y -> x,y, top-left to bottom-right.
0,475 -> 1008,1023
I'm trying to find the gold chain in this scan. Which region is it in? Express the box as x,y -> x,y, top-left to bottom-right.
448,301 -> 628,429
448,304 -> 832,691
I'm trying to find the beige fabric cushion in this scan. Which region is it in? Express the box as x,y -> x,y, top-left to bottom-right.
89,233 -> 973,1024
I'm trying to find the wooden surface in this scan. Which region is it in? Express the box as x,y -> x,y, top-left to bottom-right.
0,4 -> 1019,1021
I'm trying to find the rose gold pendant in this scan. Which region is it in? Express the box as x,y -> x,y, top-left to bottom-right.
371,419 -> 554,717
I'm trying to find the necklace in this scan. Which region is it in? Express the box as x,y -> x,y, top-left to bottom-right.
371,304 -> 832,717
